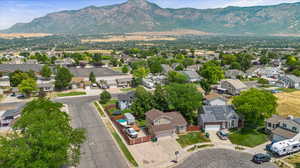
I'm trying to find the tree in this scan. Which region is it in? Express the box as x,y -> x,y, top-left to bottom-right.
153,85 -> 169,111
40,65 -> 52,79
200,61 -> 224,84
110,57 -> 119,67
232,88 -> 277,127
133,67 -> 150,79
0,99 -> 86,168
167,71 -> 188,84
165,83 -> 203,124
174,64 -> 184,71
89,72 -> 96,83
55,67 -> 73,90
100,90 -> 111,104
149,61 -> 163,74
130,87 -> 155,119
260,55 -> 270,65
237,53 -> 253,71
257,78 -> 269,85
200,79 -> 211,95
18,78 -> 37,97
9,70 -> 30,87
122,65 -> 129,73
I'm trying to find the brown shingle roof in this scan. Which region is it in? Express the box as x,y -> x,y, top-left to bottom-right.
146,109 -> 187,133
272,127 -> 297,139
266,115 -> 286,124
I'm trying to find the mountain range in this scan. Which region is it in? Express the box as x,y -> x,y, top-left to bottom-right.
3,0 -> 300,35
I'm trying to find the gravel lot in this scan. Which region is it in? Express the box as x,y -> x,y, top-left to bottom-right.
175,149 -> 278,168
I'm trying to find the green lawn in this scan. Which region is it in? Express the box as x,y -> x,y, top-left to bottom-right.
101,99 -> 118,108
176,132 -> 210,148
112,132 -> 138,167
57,91 -> 86,97
229,129 -> 268,147
94,102 -> 105,117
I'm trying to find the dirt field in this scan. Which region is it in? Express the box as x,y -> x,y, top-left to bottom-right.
276,91 -> 300,117
127,29 -> 212,36
81,35 -> 176,43
0,33 -> 51,39
58,49 -> 113,54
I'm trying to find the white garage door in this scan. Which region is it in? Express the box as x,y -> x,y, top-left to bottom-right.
205,124 -> 221,131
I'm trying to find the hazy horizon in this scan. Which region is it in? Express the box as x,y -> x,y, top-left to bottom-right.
0,0 -> 300,30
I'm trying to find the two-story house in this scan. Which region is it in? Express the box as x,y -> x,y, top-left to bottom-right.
198,105 -> 243,131
265,115 -> 300,142
0,109 -> 20,127
145,109 -> 187,138
220,79 -> 247,95
278,75 -> 300,89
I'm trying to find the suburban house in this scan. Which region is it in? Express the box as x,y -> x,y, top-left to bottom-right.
38,83 -> 55,92
0,109 -> 20,127
204,93 -> 227,106
181,70 -> 202,82
146,109 -> 187,138
220,79 -> 247,95
186,64 -> 201,72
69,67 -> 132,88
198,105 -> 243,131
117,91 -> 135,110
278,75 -> 300,89
225,69 -> 245,79
257,67 -> 283,79
25,59 -> 38,64
265,115 -> 300,142
0,76 -> 10,87
54,58 -> 75,66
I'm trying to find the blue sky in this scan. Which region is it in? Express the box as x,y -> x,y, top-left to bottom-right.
0,0 -> 299,30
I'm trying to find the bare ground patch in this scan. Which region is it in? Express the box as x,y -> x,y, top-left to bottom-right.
276,91 -> 300,117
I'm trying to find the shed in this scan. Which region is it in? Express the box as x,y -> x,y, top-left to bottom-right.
124,113 -> 135,125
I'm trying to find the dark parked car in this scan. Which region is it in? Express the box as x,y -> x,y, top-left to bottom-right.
252,153 -> 271,164
217,130 -> 228,140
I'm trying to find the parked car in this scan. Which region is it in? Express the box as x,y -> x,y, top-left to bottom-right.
252,153 -> 271,164
16,94 -> 25,99
125,128 -> 138,138
217,130 -> 228,140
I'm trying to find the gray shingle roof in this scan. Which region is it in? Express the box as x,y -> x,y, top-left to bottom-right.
200,105 -> 238,122
118,91 -> 135,101
0,64 -> 43,73
294,118 -> 300,125
69,67 -> 125,78
181,70 -> 202,80
286,75 -> 300,83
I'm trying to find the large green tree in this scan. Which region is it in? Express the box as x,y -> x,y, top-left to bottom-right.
18,78 -> 38,97
232,88 -> 277,127
89,72 -> 96,83
165,83 -> 203,124
100,90 -> 111,104
200,61 -> 224,84
0,99 -> 86,168
130,86 -> 155,119
40,65 -> 52,79
55,67 -> 73,90
167,71 -> 188,84
9,70 -> 30,87
133,67 -> 150,79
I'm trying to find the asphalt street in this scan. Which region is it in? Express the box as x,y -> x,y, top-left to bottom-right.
175,149 -> 278,168
0,95 -> 128,168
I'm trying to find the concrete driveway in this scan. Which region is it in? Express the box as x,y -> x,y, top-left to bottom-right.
175,148 -> 277,168
129,136 -> 186,168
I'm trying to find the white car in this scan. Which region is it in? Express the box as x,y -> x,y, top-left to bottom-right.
125,128 -> 138,138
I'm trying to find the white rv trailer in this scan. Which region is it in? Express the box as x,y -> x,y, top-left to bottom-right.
270,139 -> 300,156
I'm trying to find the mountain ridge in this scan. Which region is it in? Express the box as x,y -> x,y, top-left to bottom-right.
3,0 -> 300,35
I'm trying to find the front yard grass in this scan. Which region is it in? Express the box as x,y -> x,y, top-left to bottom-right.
176,132 -> 210,148
101,99 -> 118,108
120,88 -> 136,92
112,131 -> 138,167
228,128 -> 268,147
57,91 -> 86,97
94,102 -> 105,117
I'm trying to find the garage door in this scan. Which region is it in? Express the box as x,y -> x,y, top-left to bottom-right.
205,124 -> 221,131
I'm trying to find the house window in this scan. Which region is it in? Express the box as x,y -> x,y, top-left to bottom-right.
268,123 -> 271,127
292,127 -> 297,132
283,123 -> 287,128
231,120 -> 235,127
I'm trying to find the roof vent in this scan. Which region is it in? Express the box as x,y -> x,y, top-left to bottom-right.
288,115 -> 294,120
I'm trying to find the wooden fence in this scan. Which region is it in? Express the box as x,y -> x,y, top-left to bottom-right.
187,125 -> 200,132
